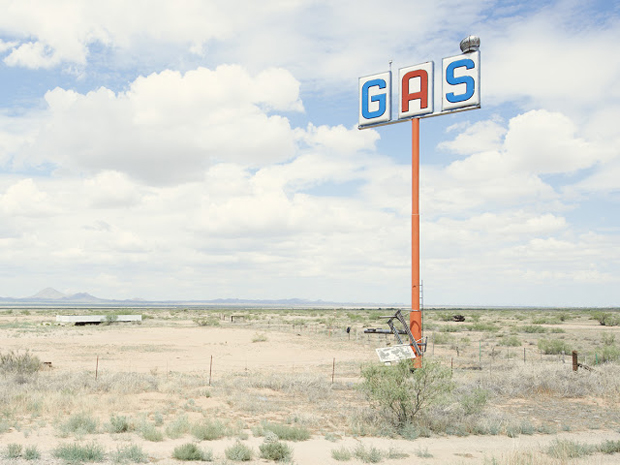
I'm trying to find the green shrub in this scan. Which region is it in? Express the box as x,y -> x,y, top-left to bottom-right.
112,444 -> 148,463
165,414 -> 190,439
520,325 -> 546,333
225,441 -> 253,461
252,333 -> 268,343
0,350 -> 41,375
591,312 -> 620,326
259,437 -> 293,461
173,443 -> 212,461
139,422 -> 163,442
598,440 -> 620,454
353,444 -> 383,463
5,443 -> 22,459
459,387 -> 489,415
58,412 -> 99,436
499,335 -> 521,347
432,332 -> 454,345
598,344 -> 620,363
194,318 -> 221,327
466,322 -> 499,332
24,445 -> 41,461
538,338 -> 571,355
547,439 -> 594,459
191,418 -> 229,440
331,446 -> 352,461
108,414 -> 132,433
602,333 -> 616,346
53,442 -> 106,462
254,421 -> 310,441
360,359 -> 453,427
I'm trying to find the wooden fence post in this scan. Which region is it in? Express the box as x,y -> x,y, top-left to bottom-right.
572,351 -> 578,372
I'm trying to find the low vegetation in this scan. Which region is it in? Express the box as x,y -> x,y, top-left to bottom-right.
173,443 -> 213,461
1,306 -> 620,463
224,441 -> 254,461
360,359 -> 453,428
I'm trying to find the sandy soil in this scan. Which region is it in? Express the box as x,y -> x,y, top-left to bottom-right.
1,311 -> 619,465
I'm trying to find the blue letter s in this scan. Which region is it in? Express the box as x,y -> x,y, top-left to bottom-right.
446,59 -> 475,103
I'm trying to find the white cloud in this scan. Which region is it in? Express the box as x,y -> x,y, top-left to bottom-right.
18,65 -> 303,184
481,2 -> 620,115
0,178 -> 55,216
439,118 -> 507,155
4,41 -> 62,68
0,39 -> 17,53
0,0 -> 493,82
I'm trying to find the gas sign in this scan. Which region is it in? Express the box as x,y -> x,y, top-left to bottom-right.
358,51 -> 480,128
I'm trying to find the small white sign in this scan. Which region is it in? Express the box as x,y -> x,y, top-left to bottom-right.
375,344 -> 416,363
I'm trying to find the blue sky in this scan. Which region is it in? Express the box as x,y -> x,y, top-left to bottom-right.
0,0 -> 618,306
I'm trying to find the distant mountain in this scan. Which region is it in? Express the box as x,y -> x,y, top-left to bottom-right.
24,288 -> 105,303
0,287 -> 403,308
29,287 -> 66,300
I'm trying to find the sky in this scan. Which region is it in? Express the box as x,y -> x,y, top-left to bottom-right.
0,0 -> 619,306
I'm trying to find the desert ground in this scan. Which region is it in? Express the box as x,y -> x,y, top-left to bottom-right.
1,306 -> 619,464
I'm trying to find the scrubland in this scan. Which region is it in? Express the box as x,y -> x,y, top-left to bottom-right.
0,306 -> 619,464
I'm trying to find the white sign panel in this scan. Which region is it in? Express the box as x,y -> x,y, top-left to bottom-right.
359,52 -> 480,128
398,61 -> 434,120
442,51 -> 480,111
358,71 -> 391,127
375,344 -> 416,363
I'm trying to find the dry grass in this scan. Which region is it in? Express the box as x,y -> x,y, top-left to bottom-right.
0,307 -> 619,464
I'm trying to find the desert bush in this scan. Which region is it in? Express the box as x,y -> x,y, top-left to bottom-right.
331,446 -> 352,461
458,387 -> 489,415
520,325 -> 546,333
138,421 -> 163,442
191,418 -> 230,440
58,412 -> 99,436
252,333 -> 268,342
598,439 -> 620,454
165,414 -> 190,438
598,344 -> 620,363
0,350 -> 41,375
108,414 -> 132,433
466,322 -> 499,332
5,443 -> 22,458
546,439 -> 594,459
253,421 -> 310,441
499,335 -> 521,347
225,441 -> 253,461
53,442 -> 106,462
194,318 -> 221,327
173,443 -> 212,461
24,445 -> 41,461
353,444 -> 384,463
432,332 -> 454,345
360,359 -> 453,427
602,333 -> 616,346
112,444 -> 148,463
537,338 -> 571,355
591,311 -> 620,326
259,433 -> 293,461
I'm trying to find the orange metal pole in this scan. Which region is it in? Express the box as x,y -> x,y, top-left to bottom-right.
411,117 -> 422,368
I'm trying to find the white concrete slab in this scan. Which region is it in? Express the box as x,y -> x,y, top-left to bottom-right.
56,315 -> 142,324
